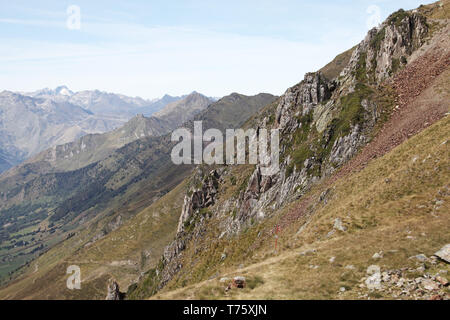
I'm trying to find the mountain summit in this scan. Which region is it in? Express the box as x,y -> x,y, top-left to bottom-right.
152,92 -> 213,127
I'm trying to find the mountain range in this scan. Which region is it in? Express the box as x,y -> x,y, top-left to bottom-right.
25,86 -> 185,117
0,87 -> 198,173
0,91 -> 275,288
0,0 -> 448,301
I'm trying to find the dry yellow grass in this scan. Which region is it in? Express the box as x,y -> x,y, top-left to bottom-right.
0,180 -> 188,299
152,115 -> 450,300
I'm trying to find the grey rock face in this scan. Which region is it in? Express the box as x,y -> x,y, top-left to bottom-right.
342,12 -> 428,84
105,280 -> 124,300
329,125 -> 366,166
177,169 -> 220,233
239,166 -> 262,219
434,244 -> 450,263
276,72 -> 333,133
366,13 -> 428,82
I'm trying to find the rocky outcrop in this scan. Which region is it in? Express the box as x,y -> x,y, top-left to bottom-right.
276,72 -> 334,133
342,11 -> 428,84
105,280 -> 125,300
176,169 -> 220,233
157,169 -> 223,288
368,12 -> 428,82
239,166 -> 262,218
329,124 -> 366,166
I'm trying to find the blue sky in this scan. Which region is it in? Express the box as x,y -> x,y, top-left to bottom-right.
0,0 -> 434,99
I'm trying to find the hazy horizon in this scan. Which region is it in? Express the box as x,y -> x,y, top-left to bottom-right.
0,0 -> 434,99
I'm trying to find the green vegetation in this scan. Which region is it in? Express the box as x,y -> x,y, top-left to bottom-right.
337,85 -> 373,135
387,9 -> 410,27
285,112 -> 315,175
369,27 -> 386,53
353,52 -> 368,83
127,268 -> 160,299
285,80 -> 373,178
390,58 -> 401,75
246,275 -> 265,289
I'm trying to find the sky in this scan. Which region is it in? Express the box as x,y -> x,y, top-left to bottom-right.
0,0 -> 434,99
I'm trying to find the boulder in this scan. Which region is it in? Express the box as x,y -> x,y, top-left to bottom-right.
333,218 -> 347,232
436,276 -> 448,287
434,244 -> 450,263
421,279 -> 439,291
232,276 -> 246,289
105,280 -> 125,300
365,273 -> 382,290
372,251 -> 383,260
409,254 -> 427,262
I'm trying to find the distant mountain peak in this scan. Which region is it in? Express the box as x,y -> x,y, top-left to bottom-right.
153,92 -> 213,127
129,113 -> 147,122
55,86 -> 73,96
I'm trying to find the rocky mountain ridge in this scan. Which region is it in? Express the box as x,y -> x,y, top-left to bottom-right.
126,6 -> 448,299
0,90 -> 126,172
26,85 -> 185,117
0,87 -> 196,173
6,92 -> 212,175
152,92 -> 213,128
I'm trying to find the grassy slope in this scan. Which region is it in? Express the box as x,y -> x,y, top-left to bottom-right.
152,113 -> 450,300
0,180 -> 187,299
319,47 -> 355,80
418,0 -> 450,20
0,93 -> 276,299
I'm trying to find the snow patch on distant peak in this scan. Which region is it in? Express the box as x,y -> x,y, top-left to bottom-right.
55,86 -> 73,97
